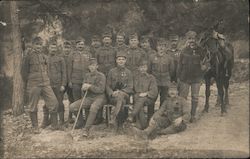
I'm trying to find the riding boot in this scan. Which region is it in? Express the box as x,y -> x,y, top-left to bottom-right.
50,112 -> 58,130
41,106 -> 50,129
74,111 -> 84,129
29,112 -> 40,134
58,111 -> 64,126
190,101 -> 198,123
68,112 -> 74,124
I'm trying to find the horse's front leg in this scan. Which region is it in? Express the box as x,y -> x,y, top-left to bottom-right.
224,77 -> 230,109
216,79 -> 226,116
203,77 -> 211,113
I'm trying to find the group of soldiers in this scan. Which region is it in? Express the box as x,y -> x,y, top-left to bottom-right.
22,29 -> 209,139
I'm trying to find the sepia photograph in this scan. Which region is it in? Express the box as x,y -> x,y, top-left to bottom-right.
0,0 -> 249,158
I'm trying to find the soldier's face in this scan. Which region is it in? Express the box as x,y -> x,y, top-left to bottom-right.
169,89 -> 177,98
141,41 -> 150,49
33,42 -> 43,52
103,37 -> 112,46
129,38 -> 139,48
157,45 -> 165,55
116,57 -> 126,67
88,64 -> 98,72
49,44 -> 57,55
139,65 -> 148,73
116,36 -> 125,45
76,41 -> 85,51
187,37 -> 196,48
170,40 -> 178,49
63,44 -> 71,52
91,41 -> 101,48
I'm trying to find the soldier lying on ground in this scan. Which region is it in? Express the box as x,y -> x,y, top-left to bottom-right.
132,83 -> 187,139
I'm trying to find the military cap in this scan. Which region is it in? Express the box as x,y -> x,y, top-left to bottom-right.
157,38 -> 166,46
138,59 -> 148,66
140,36 -> 150,43
32,36 -> 43,44
116,50 -> 127,58
92,35 -> 101,42
63,40 -> 71,46
169,34 -> 179,41
116,30 -> 125,38
89,58 -> 98,65
185,31 -> 197,38
102,31 -> 112,39
129,33 -> 138,40
75,37 -> 85,43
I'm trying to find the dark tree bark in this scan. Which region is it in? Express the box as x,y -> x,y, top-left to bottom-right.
10,1 -> 24,116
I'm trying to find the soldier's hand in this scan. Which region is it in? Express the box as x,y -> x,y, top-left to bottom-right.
139,92 -> 148,97
60,86 -> 65,92
112,91 -> 120,97
82,83 -> 91,91
68,82 -> 73,88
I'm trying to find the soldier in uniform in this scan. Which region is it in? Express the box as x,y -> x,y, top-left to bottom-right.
126,33 -> 145,74
62,40 -> 74,123
132,84 -> 187,139
68,37 -> 90,128
106,51 -> 133,129
47,39 -> 67,127
115,30 -> 128,53
69,58 -> 107,136
95,31 -> 116,76
177,31 -> 205,123
22,37 -> 59,133
148,38 -> 175,106
90,35 -> 102,58
167,34 -> 181,83
128,60 -> 158,129
140,36 -> 156,61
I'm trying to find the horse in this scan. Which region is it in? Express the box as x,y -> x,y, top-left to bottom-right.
200,31 -> 234,116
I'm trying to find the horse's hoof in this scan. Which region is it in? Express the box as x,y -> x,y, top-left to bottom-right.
221,111 -> 227,117
202,108 -> 209,113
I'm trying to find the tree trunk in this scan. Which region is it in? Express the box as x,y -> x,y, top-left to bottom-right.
10,1 -> 24,116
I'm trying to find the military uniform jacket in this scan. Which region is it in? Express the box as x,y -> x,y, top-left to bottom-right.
83,71 -> 106,98
126,47 -> 145,73
63,52 -> 72,83
106,66 -> 133,97
115,44 -> 129,53
177,46 -> 205,83
48,55 -> 67,87
68,51 -> 90,84
90,46 -> 100,58
153,96 -> 186,127
95,46 -> 116,76
148,53 -> 175,86
22,52 -> 50,87
167,49 -> 181,63
142,48 -> 157,62
133,72 -> 158,100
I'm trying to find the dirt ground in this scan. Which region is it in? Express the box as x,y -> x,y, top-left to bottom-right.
1,81 -> 249,158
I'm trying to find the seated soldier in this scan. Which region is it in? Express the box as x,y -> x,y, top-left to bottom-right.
132,83 -> 187,139
69,58 -> 107,136
127,59 -> 158,130
106,51 -> 133,130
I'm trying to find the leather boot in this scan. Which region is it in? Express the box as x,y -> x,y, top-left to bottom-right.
74,111 -> 84,129
82,111 -> 96,137
29,112 -> 40,134
190,101 -> 198,123
50,112 -> 58,130
41,106 -> 50,129
58,111 -> 64,126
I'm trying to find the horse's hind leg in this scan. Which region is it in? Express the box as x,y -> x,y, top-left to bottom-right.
203,78 -> 211,113
224,77 -> 230,109
216,79 -> 226,116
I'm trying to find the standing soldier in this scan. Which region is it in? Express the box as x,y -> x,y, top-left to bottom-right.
69,58 -> 107,137
148,38 -> 175,106
115,30 -> 128,53
140,36 -> 156,61
167,34 -> 181,83
68,37 -> 90,128
90,35 -> 102,58
177,31 -> 205,123
22,37 -> 59,133
47,39 -> 67,127
95,31 -> 116,76
106,51 -> 133,130
128,60 -> 158,129
126,33 -> 145,74
62,40 -> 74,123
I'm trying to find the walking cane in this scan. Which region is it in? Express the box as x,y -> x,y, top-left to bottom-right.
71,90 -> 88,133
